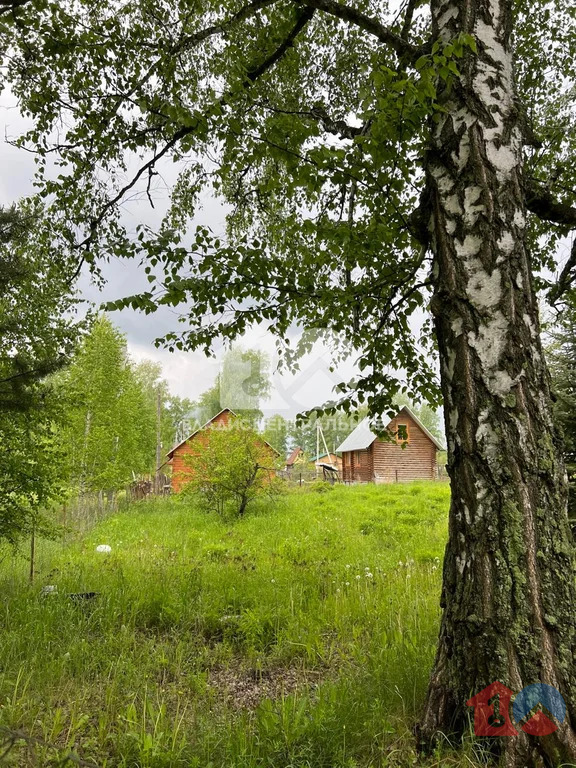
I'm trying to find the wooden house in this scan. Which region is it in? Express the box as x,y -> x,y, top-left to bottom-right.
166,408 -> 279,493
285,446 -> 307,473
308,452 -> 342,472
337,406 -> 443,483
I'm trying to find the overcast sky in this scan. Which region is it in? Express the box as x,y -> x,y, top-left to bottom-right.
0,92 -> 365,420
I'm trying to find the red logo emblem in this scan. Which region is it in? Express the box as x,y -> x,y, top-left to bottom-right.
467,682 -> 566,736
466,682 -> 519,736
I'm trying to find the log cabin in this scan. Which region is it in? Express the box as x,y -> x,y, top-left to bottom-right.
337,406 -> 443,483
166,408 -> 280,493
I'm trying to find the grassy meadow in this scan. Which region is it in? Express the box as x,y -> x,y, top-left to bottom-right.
0,482 -> 486,767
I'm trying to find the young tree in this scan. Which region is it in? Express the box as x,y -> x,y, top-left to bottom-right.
3,0 -> 576,763
58,316 -> 158,494
164,394 -> 196,447
0,391 -> 68,546
0,204 -> 81,544
182,424 -> 282,518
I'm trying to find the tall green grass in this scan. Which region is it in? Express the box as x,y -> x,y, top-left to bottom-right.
0,482 -> 485,766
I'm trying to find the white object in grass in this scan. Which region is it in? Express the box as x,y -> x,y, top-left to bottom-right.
41,585 -> 58,595
96,544 -> 112,553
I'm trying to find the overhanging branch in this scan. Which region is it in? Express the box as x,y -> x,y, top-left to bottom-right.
76,7 -> 315,251
255,100 -> 364,140
525,180 -> 576,228
400,0 -> 420,41
293,0 -> 426,59
0,0 -> 30,16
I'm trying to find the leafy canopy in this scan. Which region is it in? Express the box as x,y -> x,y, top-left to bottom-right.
1,0 -> 576,416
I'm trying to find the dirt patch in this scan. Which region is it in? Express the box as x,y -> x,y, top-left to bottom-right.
208,665 -> 324,709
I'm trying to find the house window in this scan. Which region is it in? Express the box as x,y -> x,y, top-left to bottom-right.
396,424 -> 409,443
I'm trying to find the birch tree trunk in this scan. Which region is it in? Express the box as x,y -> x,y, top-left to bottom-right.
419,0 -> 576,764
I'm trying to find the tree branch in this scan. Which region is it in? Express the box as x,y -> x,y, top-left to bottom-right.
525,180 -> 576,228
400,0 -> 420,41
0,0 -> 30,16
247,6 -> 314,80
0,356 -> 66,385
255,100 -> 363,140
549,239 -> 576,305
76,7 -> 315,251
293,0 -> 426,59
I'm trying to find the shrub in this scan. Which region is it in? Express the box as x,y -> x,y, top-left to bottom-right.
182,423 -> 284,519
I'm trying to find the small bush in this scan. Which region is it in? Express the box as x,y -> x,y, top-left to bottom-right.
181,423 -> 284,519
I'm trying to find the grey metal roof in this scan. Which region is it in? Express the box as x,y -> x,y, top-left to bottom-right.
336,406 -> 444,453
336,418 -> 377,452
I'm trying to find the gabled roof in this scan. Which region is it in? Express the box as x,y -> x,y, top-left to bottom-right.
167,408 -> 280,458
336,406 -> 444,452
286,446 -> 305,466
336,418 -> 378,453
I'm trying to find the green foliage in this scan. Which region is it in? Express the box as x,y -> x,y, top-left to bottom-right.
0,398 -> 67,546
182,422 -> 283,519
0,0 -> 575,420
262,413 -> 289,454
547,308 -> 576,521
0,482 -> 474,768
0,203 -> 82,545
193,345 -> 271,426
56,316 -> 159,493
0,203 -> 82,413
547,307 -> 576,462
